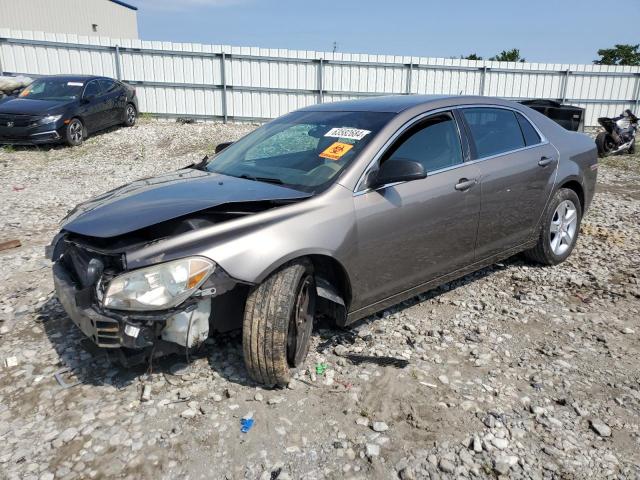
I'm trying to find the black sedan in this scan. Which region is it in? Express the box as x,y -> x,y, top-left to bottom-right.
0,75 -> 138,146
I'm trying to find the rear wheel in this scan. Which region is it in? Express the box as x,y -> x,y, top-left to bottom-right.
242,260 -> 316,386
65,118 -> 85,146
123,103 -> 137,127
525,188 -> 582,265
595,132 -> 615,158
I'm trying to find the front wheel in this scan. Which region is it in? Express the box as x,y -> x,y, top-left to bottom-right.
242,260 -> 316,386
595,132 -> 615,158
525,188 -> 582,265
65,118 -> 85,146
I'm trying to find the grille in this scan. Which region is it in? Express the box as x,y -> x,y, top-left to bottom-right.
0,114 -> 39,127
92,317 -> 121,347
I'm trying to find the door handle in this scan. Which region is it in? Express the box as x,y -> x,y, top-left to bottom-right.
455,178 -> 476,191
538,156 -> 554,167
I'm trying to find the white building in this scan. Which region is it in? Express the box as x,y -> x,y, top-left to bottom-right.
0,0 -> 139,38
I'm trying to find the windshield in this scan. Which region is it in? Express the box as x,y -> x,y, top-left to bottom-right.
205,110 -> 394,193
19,78 -> 85,101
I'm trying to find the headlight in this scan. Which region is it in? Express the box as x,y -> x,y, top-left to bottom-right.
34,114 -> 63,126
103,257 -> 215,311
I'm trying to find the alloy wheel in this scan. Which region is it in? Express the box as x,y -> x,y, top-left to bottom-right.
549,200 -> 578,256
68,120 -> 83,144
126,105 -> 136,124
286,275 -> 314,367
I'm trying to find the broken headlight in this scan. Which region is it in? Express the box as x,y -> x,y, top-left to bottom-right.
103,257 -> 215,311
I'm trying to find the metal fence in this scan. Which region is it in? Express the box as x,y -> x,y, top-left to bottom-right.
2,28 -> 640,126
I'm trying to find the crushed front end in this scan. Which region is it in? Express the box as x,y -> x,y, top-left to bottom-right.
48,233 -> 239,363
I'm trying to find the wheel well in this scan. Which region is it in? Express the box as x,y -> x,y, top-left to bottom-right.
307,254 -> 352,309
559,180 -> 584,210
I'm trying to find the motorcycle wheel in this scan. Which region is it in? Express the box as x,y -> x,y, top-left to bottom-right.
628,140 -> 635,155
595,132 -> 615,158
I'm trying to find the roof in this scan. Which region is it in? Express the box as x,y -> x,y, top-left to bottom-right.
109,0 -> 138,11
38,75 -> 109,82
299,95 -> 457,113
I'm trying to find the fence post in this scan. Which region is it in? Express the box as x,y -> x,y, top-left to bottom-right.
634,73 -> 640,115
114,45 -> 122,80
479,66 -> 488,96
317,58 -> 324,104
560,69 -> 570,104
220,52 -> 228,123
406,63 -> 413,94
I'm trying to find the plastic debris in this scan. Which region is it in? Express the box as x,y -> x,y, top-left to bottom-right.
4,356 -> 18,368
240,418 -> 255,433
345,354 -> 409,369
53,367 -> 82,389
315,363 -> 328,375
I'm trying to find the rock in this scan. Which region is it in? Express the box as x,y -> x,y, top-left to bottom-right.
438,458 -> 456,473
399,466 -> 416,480
59,427 -> 78,444
590,419 -> 612,437
491,437 -> 509,450
494,455 -> 518,475
372,421 -> 389,432
334,345 -> 349,356
365,443 -> 380,457
438,375 -> 449,385
355,416 -> 369,426
141,384 -> 151,402
180,409 -> 197,419
254,392 -> 264,402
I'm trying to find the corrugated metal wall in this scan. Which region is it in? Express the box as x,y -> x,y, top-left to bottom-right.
1,28 -> 639,126
0,1 -> 138,39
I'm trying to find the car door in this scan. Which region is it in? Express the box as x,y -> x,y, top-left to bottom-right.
98,79 -> 125,125
78,80 -> 108,132
350,111 -> 481,310
460,107 -> 558,260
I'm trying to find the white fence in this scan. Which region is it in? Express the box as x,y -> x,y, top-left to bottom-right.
2,28 -> 640,126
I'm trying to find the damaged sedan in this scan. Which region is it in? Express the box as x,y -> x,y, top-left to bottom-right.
48,95 -> 597,386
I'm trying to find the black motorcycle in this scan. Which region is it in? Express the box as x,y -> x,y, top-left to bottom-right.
595,109 -> 638,157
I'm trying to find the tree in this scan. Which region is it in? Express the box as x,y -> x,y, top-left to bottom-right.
463,53 -> 483,60
594,44 -> 640,66
489,48 -> 525,62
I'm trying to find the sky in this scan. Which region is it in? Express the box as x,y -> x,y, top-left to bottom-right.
125,0 -> 640,65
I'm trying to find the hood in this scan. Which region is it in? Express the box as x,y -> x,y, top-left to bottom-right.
62,169 -> 310,238
0,97 -> 72,115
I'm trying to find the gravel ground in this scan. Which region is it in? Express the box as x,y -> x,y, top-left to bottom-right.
0,120 -> 639,480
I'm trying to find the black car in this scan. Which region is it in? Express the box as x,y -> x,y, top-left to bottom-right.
0,75 -> 138,146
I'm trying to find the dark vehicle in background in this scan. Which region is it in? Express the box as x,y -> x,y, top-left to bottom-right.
595,109 -> 638,157
520,99 -> 585,132
0,75 -> 138,146
48,95 -> 597,387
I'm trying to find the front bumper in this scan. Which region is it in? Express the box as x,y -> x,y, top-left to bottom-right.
0,122 -> 65,145
53,262 -> 162,348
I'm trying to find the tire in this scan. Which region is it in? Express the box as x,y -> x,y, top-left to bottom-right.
525,188 -> 582,265
595,132 -> 614,158
123,103 -> 137,127
242,260 -> 316,386
65,118 -> 85,146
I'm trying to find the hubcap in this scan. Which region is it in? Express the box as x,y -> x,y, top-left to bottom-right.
286,275 -> 315,367
127,106 -> 136,123
549,200 -> 578,256
69,121 -> 82,143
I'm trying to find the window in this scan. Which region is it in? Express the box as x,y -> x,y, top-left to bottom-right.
462,108 -> 525,158
83,81 -> 102,98
515,112 -> 541,146
99,79 -> 118,94
382,113 -> 463,172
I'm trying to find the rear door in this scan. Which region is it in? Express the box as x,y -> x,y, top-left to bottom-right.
460,107 -> 558,260
98,79 -> 125,125
350,111 -> 481,310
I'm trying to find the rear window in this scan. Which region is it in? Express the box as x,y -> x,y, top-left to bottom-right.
462,108 -> 525,158
515,112 -> 542,146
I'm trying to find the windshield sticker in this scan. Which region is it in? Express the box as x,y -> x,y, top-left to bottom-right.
67,82 -> 84,86
324,127 -> 371,141
319,142 -> 353,161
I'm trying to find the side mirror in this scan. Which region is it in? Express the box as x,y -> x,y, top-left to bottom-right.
215,141 -> 233,153
82,94 -> 95,104
367,158 -> 426,189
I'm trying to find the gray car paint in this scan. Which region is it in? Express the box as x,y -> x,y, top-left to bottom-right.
62,95 -> 597,325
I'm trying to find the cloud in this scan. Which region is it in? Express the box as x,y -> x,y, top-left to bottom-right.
130,0 -> 246,11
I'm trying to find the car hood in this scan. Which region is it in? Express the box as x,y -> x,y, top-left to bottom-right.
62,168 -> 311,238
0,97 -> 72,115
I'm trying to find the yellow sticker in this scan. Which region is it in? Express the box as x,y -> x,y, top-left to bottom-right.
319,142 -> 353,161
19,85 -> 32,97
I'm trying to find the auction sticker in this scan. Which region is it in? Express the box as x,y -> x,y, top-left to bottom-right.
324,127 -> 371,141
319,142 -> 353,161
